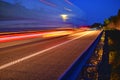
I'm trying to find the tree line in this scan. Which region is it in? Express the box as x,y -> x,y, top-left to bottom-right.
104,9 -> 120,30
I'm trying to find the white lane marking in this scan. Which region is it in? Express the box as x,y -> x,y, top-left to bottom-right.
0,31 -> 92,70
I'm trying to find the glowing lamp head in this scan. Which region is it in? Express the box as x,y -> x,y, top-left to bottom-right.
60,14 -> 68,22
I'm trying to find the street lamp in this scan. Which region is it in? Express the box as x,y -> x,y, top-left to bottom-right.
60,14 -> 68,22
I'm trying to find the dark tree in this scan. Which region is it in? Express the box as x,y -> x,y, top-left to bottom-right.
91,23 -> 102,28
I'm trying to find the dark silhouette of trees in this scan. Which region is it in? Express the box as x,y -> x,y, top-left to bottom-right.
91,23 -> 102,29
103,9 -> 120,30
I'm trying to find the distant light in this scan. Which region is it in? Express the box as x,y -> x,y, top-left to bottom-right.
64,7 -> 72,12
60,14 -> 68,22
65,0 -> 73,5
39,0 -> 56,7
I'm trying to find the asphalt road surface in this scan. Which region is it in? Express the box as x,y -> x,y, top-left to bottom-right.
0,30 -> 101,80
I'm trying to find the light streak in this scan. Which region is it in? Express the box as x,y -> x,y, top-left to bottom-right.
0,31 -> 92,70
0,31 -> 73,42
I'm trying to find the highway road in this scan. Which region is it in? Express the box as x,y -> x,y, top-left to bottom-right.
0,30 -> 101,80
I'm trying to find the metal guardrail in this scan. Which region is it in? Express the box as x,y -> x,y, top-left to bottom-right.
59,31 -> 103,80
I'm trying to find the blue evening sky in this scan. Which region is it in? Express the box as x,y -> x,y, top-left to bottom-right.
1,0 -> 120,25
70,0 -> 120,24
